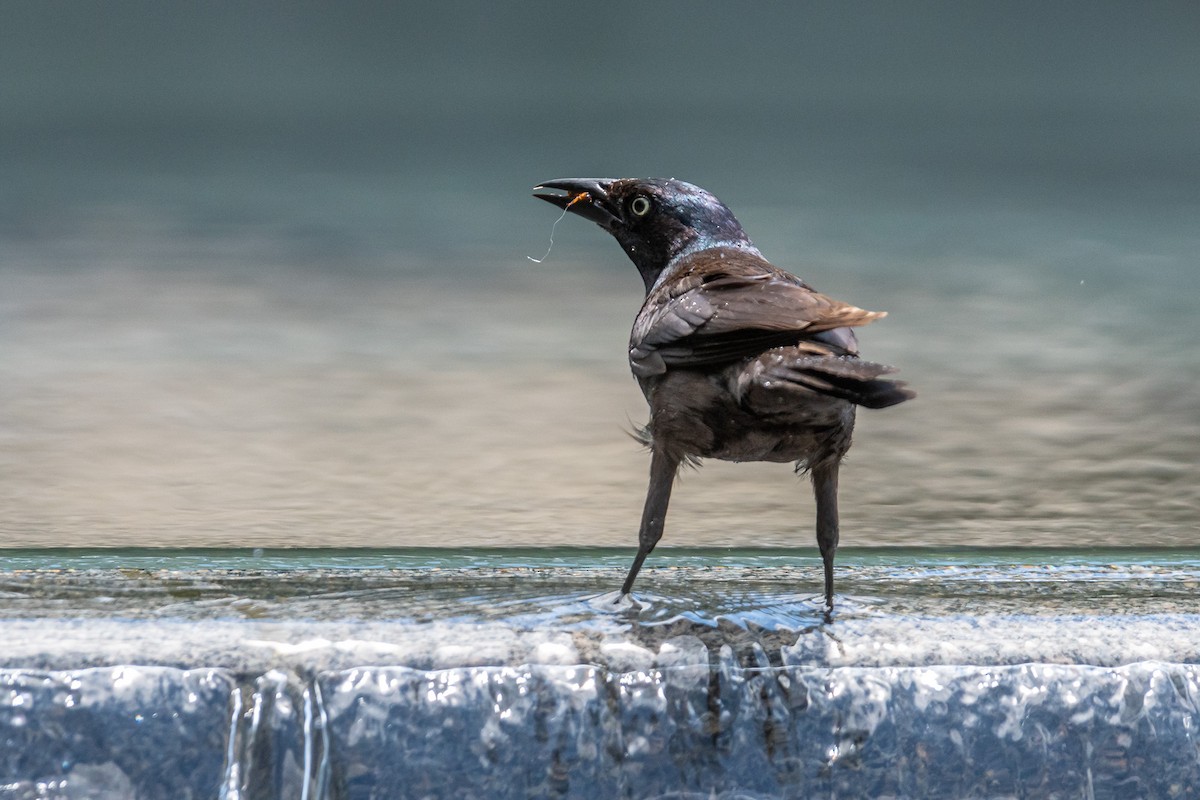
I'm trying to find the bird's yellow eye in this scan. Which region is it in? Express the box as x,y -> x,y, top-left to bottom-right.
630,196 -> 652,217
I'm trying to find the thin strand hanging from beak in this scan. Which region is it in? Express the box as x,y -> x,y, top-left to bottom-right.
527,192 -> 589,263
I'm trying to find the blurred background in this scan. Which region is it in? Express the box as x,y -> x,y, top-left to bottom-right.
1,2 -> 1196,549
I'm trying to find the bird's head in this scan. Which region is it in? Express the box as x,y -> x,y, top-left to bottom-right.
533,177 -> 758,290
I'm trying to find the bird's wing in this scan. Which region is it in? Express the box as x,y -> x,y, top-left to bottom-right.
629,250 -> 885,376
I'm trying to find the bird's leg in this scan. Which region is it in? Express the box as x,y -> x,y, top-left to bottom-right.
811,461 -> 840,612
619,447 -> 679,597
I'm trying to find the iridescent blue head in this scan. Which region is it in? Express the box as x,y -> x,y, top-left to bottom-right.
534,177 -> 759,290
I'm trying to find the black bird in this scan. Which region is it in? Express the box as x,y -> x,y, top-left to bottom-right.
533,178 -> 913,610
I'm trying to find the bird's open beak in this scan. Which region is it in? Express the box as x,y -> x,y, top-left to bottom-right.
532,178 -> 622,229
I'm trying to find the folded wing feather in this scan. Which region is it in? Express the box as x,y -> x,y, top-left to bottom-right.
629,248 -> 886,377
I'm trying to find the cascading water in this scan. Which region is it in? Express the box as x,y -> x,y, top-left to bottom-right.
2,548 -> 1199,799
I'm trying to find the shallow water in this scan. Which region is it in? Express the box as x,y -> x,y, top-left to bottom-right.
3,546 -> 1199,670
2,548 -> 1199,798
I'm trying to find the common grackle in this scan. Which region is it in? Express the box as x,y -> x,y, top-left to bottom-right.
533,178 -> 914,610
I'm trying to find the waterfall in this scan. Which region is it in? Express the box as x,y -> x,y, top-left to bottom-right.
4,657 -> 1200,799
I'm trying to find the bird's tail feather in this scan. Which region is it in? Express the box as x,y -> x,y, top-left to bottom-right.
766,355 -> 915,409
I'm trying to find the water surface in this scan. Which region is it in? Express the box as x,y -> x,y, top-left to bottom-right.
2,249 -> 1197,551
